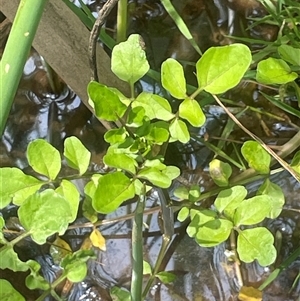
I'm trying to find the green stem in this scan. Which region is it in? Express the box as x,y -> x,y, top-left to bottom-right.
0,0 -> 49,136
131,184 -> 146,301
117,0 -> 128,43
0,231 -> 31,252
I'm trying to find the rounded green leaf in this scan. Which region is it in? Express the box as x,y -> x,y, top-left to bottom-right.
0,247 -> 28,272
196,219 -> 233,247
256,58 -> 298,84
111,34 -> 149,84
174,186 -> 189,200
177,207 -> 189,222
156,271 -> 176,283
133,92 -> 175,121
179,98 -> 206,127
241,141 -> 271,174
64,136 -> 91,175
291,150 -> 300,174
104,127 -> 127,144
18,189 -> 72,244
162,165 -> 180,180
103,149 -> 137,174
169,118 -> 190,143
27,139 -> 61,180
234,195 -> 271,226
278,45 -> 300,66
257,179 -> 285,219
93,172 -> 135,213
196,44 -> 251,94
188,185 -> 201,202
88,81 -> 127,121
56,180 -> 80,222
137,167 -> 171,188
214,185 -> 247,217
237,227 -> 276,266
25,260 -> 50,290
161,58 -> 186,99
0,167 -> 43,208
209,159 -> 232,187
0,279 -> 25,301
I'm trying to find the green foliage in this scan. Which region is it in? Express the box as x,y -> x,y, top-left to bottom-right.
209,159 -> 232,187
241,141 -> 271,174
0,279 -> 25,301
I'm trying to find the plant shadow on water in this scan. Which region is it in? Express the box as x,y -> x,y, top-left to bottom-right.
1,0 -> 300,300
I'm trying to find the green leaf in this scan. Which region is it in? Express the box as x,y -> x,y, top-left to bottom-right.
0,246 -> 28,272
241,141 -> 271,174
187,209 -> 217,238
133,92 -> 175,121
111,34 -> 149,85
110,287 -> 131,301
156,271 -> 176,283
61,249 -> 95,283
127,106 -> 146,127
169,118 -> 190,143
49,236 -> 72,265
179,98 -> 206,127
161,58 -> 186,99
161,165 -> 180,180
88,81 -> 127,121
25,260 -> 50,290
146,126 -> 169,144
104,127 -> 127,145
143,260 -> 152,275
278,45 -> 300,66
256,58 -> 298,84
18,189 -> 72,244
237,227 -> 276,266
188,185 -> 201,202
103,148 -> 137,174
137,167 -> 171,188
174,186 -> 189,200
257,179 -> 285,219
82,197 -> 98,223
291,150 -> 300,174
0,216 -> 7,244
93,172 -> 135,213
56,180 -> 80,222
64,136 -> 91,175
214,185 -> 247,218
144,159 -> 166,170
0,168 -> 43,208
209,159 -> 232,187
177,207 -> 189,222
196,44 -> 251,94
196,219 -> 233,247
234,195 -> 271,226
0,279 -> 25,301
27,139 -> 61,180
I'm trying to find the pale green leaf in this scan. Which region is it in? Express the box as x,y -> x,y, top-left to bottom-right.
161,58 -> 186,99
196,44 -> 251,94
133,92 -> 175,121
137,167 -> 171,188
177,207 -> 189,222
188,185 -> 201,202
214,185 -> 247,218
256,58 -> 298,84
291,150 -> 300,174
241,141 -> 271,174
143,260 -> 152,275
111,34 -> 149,84
0,168 -> 43,208
156,271 -> 176,283
161,165 -> 180,180
237,227 -> 276,266
103,148 -> 137,174
110,287 -> 131,301
25,260 -> 50,290
93,172 -> 135,213
0,216 -> 6,244
179,98 -> 206,127
257,179 -> 285,219
234,195 -> 271,226
104,127 -> 127,144
209,159 -> 232,187
169,118 -> 190,143
196,219 -> 233,247
0,279 -> 25,301
64,136 -> 91,175
56,180 -> 80,222
174,186 -> 189,200
27,139 -> 61,180
0,246 -> 28,272
18,190 -> 72,244
88,81 -> 127,121
278,45 -> 300,66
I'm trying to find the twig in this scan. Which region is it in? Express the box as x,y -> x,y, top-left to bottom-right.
89,0 -> 119,82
